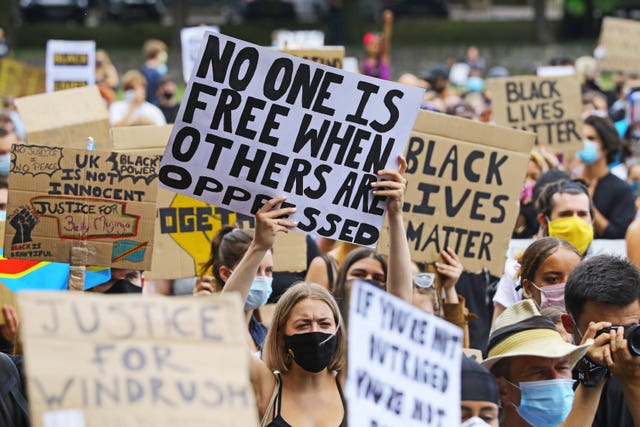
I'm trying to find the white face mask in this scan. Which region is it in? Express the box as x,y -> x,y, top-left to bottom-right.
124,89 -> 136,103
461,416 -> 492,427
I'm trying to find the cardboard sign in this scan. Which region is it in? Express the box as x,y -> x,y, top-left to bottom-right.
111,125 -> 306,279
45,40 -> 96,93
18,291 -> 258,427
180,25 -> 220,84
597,17 -> 640,73
280,47 -> 345,70
15,85 -> 111,150
159,32 -> 424,247
272,30 -> 324,49
488,75 -> 582,153
4,144 -> 159,269
0,57 -> 46,98
380,111 -> 535,275
347,281 -> 463,427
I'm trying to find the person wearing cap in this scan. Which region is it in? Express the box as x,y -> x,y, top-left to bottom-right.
561,255 -> 640,427
484,300 -> 608,427
461,355 -> 500,426
422,65 -> 450,100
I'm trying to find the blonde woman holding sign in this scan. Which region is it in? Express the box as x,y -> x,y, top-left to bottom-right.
223,157 -> 412,426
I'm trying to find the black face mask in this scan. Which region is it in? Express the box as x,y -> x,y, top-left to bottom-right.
284,331 -> 338,373
105,279 -> 142,294
162,91 -> 174,100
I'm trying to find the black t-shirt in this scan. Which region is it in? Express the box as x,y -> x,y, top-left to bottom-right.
159,103 -> 180,124
592,172 -> 635,239
455,271 -> 495,354
591,376 -> 634,427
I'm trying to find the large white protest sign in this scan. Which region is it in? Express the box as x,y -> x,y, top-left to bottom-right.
159,32 -> 424,247
45,40 -> 96,93
347,281 -> 463,427
181,26 -> 220,83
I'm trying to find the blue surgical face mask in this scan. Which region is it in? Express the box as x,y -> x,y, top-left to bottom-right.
577,140 -> 600,165
244,276 -> 273,310
156,63 -> 168,77
0,211 -> 6,221
0,153 -> 10,176
515,379 -> 575,427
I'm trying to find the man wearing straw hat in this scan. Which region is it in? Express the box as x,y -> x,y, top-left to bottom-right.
483,300 -> 608,427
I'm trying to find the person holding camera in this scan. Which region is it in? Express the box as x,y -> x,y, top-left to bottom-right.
562,255 -> 640,426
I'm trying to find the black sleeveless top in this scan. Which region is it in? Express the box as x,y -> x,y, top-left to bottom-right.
266,374 -> 347,427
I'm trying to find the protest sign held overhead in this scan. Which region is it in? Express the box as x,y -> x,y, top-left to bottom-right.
159,32 -> 424,247
45,40 -> 96,93
19,291 -> 258,427
347,281 -> 463,427
597,17 -> 640,73
488,75 -> 582,153
4,144 -> 159,269
15,85 -> 111,150
181,26 -> 220,84
380,111 -> 535,275
0,57 -> 46,97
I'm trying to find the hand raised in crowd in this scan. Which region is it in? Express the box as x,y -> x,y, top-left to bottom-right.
0,305 -> 19,344
435,247 -> 463,304
193,275 -> 216,296
252,196 -> 297,251
372,155 -> 407,218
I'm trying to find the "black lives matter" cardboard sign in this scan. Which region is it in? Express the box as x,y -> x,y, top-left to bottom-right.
488,75 -> 582,153
380,111 -> 535,275
159,32 -> 424,247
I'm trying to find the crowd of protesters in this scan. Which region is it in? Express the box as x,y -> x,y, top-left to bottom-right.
1,13 -> 640,426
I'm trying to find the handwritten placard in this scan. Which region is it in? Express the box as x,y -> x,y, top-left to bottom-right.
4,145 -> 158,269
347,281 -> 463,427
488,75 -> 582,153
159,32 -> 424,246
19,291 -> 258,427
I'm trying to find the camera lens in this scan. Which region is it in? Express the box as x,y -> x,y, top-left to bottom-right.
625,324 -> 640,356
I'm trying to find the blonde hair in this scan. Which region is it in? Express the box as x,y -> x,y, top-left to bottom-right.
121,70 -> 147,90
142,39 -> 168,60
263,282 -> 346,373
529,150 -> 548,174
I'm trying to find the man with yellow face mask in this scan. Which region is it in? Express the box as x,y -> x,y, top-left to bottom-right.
536,180 -> 594,256
493,178 -> 594,322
